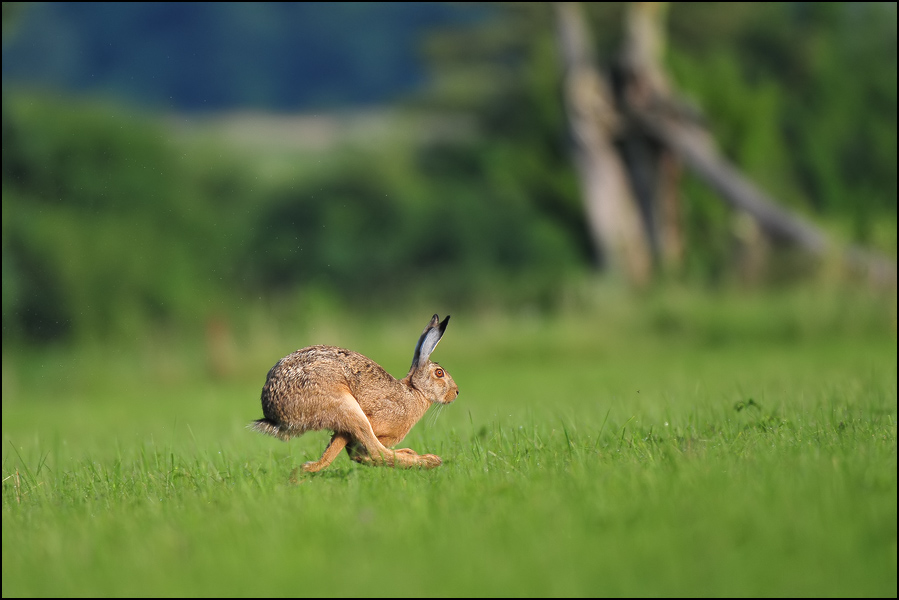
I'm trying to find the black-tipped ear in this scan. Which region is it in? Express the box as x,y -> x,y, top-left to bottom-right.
411,314 -> 450,370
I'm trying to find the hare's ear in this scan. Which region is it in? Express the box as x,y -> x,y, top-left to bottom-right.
411,314 -> 450,370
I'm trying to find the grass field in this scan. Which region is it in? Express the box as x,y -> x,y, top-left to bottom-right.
2,286 -> 896,597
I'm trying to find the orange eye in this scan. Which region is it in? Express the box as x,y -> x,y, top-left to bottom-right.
435,368 -> 444,377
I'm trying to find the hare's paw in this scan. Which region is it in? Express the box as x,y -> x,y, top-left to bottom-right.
418,453 -> 442,469
302,460 -> 327,473
393,448 -> 441,468
348,448 -> 441,469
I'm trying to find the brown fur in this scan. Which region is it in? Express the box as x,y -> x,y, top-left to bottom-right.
250,315 -> 459,471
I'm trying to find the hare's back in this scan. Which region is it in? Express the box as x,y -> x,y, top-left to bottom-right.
266,345 -> 359,385
264,344 -> 395,393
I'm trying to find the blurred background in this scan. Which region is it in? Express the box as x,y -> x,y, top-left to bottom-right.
1,1 -> 896,356
3,6 -> 896,596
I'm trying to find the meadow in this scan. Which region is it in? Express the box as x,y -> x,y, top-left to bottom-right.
2,285 -> 896,597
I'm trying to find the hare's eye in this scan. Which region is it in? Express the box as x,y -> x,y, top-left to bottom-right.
435,368 -> 444,378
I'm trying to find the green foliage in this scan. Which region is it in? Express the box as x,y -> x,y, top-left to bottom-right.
244,143 -> 586,314
3,290 -> 896,596
1,93 -> 587,344
1,95 -> 253,341
668,2 -> 898,231
420,3 -> 594,264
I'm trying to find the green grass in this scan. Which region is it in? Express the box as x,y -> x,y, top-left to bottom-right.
3,286 -> 897,596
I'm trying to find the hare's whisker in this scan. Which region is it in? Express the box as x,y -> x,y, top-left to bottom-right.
428,403 -> 446,428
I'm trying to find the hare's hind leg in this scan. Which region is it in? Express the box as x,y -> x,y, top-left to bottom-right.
312,390 -> 407,468
331,394 -> 437,469
302,432 -> 350,473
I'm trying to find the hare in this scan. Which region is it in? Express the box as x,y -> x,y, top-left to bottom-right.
250,314 -> 459,472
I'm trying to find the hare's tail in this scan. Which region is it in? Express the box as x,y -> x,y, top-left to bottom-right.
249,418 -> 291,441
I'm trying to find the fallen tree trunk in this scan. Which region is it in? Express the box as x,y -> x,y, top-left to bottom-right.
634,109 -> 828,252
631,105 -> 896,286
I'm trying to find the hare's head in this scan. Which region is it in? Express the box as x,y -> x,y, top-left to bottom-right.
408,314 -> 459,404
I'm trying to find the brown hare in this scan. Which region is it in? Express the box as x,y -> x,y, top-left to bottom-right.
251,314 -> 459,472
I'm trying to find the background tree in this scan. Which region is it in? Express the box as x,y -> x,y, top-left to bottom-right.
420,2 -> 896,283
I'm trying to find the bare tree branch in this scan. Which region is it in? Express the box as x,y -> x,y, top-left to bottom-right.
632,106 -> 896,286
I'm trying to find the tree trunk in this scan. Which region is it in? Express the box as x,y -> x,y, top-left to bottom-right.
554,1 -> 653,287
619,1 -> 684,272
